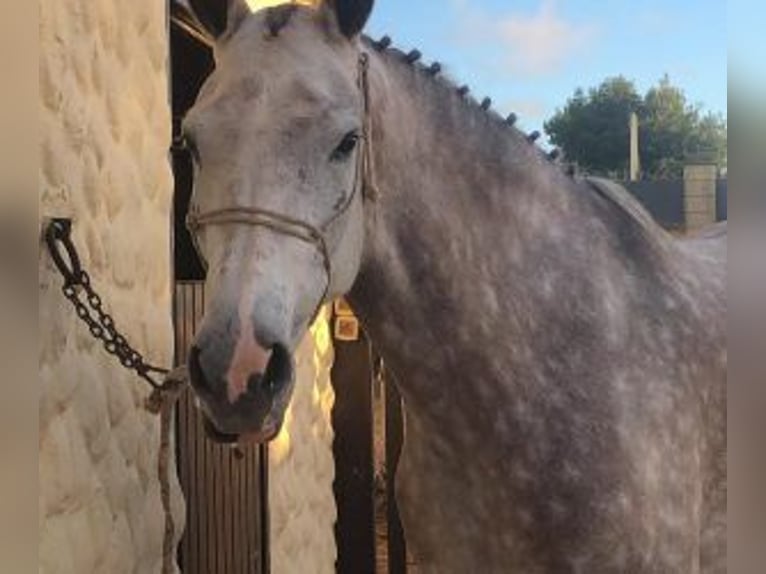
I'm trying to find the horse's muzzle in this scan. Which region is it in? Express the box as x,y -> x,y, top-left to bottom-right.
188,341 -> 294,443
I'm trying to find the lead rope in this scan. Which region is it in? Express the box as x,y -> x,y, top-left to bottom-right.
44,219 -> 185,574
145,367 -> 187,574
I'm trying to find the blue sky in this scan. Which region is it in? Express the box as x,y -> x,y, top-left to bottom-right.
365,0 -> 727,141
729,0 -> 765,95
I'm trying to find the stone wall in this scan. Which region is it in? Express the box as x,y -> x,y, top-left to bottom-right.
269,307 -> 337,574
39,0 -> 182,573
684,163 -> 719,231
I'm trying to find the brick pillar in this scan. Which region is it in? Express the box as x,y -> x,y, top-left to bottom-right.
683,163 -> 718,231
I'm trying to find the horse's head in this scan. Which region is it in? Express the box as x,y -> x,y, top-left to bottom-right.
183,0 -> 375,442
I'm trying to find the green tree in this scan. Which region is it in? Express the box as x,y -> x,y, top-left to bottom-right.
544,75 -> 727,178
544,76 -> 641,177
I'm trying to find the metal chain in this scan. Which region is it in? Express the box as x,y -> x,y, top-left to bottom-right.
61,269 -> 171,389
44,218 -> 187,574
45,219 -> 176,391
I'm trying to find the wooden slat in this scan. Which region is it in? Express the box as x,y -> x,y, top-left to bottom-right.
246,445 -> 255,572
174,288 -> 190,571
259,445 -> 270,574
231,448 -> 242,574
214,437 -> 224,573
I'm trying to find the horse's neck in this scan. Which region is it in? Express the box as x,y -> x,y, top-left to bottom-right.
349,52 -> 656,428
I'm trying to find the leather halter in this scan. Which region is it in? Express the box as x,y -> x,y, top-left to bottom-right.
186,53 -> 377,324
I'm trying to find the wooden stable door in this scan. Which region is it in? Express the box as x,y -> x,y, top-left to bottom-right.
174,282 -> 270,574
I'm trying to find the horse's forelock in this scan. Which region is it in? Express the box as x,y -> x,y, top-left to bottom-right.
264,4 -> 299,37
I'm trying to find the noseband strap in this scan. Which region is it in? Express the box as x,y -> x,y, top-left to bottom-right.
186,53 -> 375,325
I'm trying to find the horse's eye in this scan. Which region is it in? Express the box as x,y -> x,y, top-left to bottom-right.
331,131 -> 360,161
178,132 -> 201,165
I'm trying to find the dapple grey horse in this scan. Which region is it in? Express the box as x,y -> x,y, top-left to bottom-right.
182,1 -> 727,571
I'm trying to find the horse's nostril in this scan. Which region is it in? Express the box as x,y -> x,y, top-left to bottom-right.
189,345 -> 210,390
246,343 -> 292,395
267,343 -> 292,392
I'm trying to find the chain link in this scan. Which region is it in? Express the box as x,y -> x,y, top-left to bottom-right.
46,219 -> 173,391
60,270 -> 170,389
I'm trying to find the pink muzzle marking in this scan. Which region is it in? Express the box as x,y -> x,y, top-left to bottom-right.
225,294 -> 272,403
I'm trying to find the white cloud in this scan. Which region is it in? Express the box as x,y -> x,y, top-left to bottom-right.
499,2 -> 595,75
453,0 -> 597,77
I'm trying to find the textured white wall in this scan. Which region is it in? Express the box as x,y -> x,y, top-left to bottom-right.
270,308 -> 337,574
39,0 -> 182,572
40,1 -> 339,571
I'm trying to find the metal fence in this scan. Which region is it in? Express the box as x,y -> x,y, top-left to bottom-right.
622,180 -> 686,229
716,178 -> 728,221
621,177 -> 728,229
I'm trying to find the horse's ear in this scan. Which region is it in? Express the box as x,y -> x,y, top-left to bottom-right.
323,0 -> 375,39
187,0 -> 251,40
